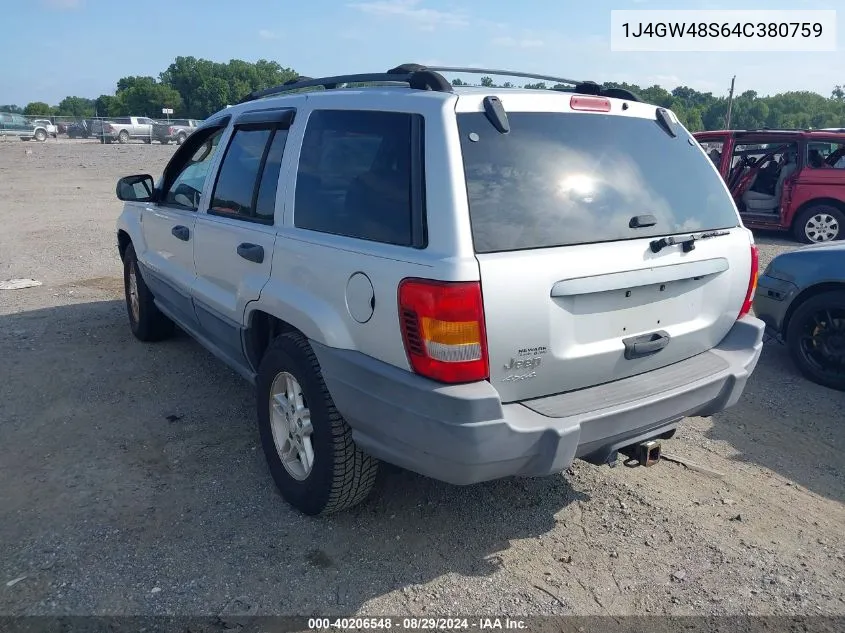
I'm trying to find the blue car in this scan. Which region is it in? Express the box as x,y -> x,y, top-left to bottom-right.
754,241 -> 845,391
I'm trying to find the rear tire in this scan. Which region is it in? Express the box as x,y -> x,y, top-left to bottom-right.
793,205 -> 844,244
118,130 -> 129,144
34,129 -> 47,142
176,132 -> 187,145
256,332 -> 379,515
123,244 -> 174,342
786,290 -> 845,392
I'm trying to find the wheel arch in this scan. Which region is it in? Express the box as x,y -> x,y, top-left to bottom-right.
791,198 -> 845,227
243,296 -> 355,372
117,229 -> 132,261
244,310 -> 300,372
783,281 -> 845,336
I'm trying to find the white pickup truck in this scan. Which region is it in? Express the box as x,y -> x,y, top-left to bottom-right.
91,116 -> 154,144
32,119 -> 58,138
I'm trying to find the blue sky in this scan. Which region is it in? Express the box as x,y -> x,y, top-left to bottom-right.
1,0 -> 842,106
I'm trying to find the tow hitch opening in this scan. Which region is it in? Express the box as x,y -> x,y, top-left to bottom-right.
622,439 -> 662,467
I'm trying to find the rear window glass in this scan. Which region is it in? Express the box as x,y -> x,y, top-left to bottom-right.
457,112 -> 739,253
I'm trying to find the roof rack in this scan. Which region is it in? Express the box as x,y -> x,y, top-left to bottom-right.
420,65 -> 583,86
239,66 -> 453,103
742,128 -> 815,133
238,63 -> 642,104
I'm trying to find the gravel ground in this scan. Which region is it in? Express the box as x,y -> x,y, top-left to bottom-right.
0,139 -> 843,619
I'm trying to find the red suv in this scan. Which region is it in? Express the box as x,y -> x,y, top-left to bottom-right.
694,129 -> 845,243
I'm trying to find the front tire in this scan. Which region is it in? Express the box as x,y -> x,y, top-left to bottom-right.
786,290 -> 845,391
123,244 -> 174,342
793,205 -> 843,244
256,333 -> 379,515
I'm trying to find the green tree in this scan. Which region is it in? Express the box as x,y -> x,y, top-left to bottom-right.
94,94 -> 123,117
115,76 -> 183,116
638,85 -> 674,108
24,102 -> 53,116
158,56 -> 296,118
480,76 -> 494,87
55,96 -> 95,118
0,104 -> 23,113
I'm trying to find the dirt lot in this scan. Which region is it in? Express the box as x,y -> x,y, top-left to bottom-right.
1,139 -> 843,619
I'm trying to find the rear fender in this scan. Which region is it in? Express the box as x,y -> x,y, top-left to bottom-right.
244,280 -> 355,349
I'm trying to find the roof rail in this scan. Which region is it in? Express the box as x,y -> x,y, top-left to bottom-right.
418,65 -> 583,86
238,63 -> 642,104
238,67 -> 453,103
420,65 -> 642,101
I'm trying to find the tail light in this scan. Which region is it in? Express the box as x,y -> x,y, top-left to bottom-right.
104,124 -> 113,132
169,127 -> 175,134
398,279 -> 489,383
738,244 -> 759,318
570,95 -> 611,112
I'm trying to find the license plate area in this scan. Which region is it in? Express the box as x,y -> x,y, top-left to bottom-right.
558,279 -> 706,345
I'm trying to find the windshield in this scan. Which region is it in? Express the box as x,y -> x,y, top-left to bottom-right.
457,112 -> 740,253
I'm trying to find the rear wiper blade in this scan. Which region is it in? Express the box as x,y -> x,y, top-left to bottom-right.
655,107 -> 677,138
650,230 -> 730,254
650,235 -> 695,253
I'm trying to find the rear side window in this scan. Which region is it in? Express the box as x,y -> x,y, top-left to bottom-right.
210,126 -> 289,223
293,109 -> 426,248
457,112 -> 740,253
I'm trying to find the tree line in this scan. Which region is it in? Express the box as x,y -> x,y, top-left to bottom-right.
2,56 -> 844,132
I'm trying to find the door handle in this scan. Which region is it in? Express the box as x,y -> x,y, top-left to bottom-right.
237,243 -> 264,264
171,225 -> 190,241
623,330 -> 670,360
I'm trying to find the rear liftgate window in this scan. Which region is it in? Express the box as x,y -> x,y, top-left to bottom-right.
457,112 -> 740,253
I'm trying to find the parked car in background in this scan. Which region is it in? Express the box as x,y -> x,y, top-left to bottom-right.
91,116 -> 154,144
66,119 -> 92,139
152,118 -> 202,145
695,129 -> 845,244
754,241 -> 845,391
0,112 -> 49,141
33,119 -> 58,138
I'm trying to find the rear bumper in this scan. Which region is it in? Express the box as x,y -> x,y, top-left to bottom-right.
312,316 -> 765,485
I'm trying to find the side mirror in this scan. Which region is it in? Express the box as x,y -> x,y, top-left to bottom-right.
116,174 -> 155,202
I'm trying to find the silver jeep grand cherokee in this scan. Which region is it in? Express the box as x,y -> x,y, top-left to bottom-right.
114,65 -> 765,515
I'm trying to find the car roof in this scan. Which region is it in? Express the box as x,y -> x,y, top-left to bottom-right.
215,84 -> 657,125
214,65 -> 652,122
